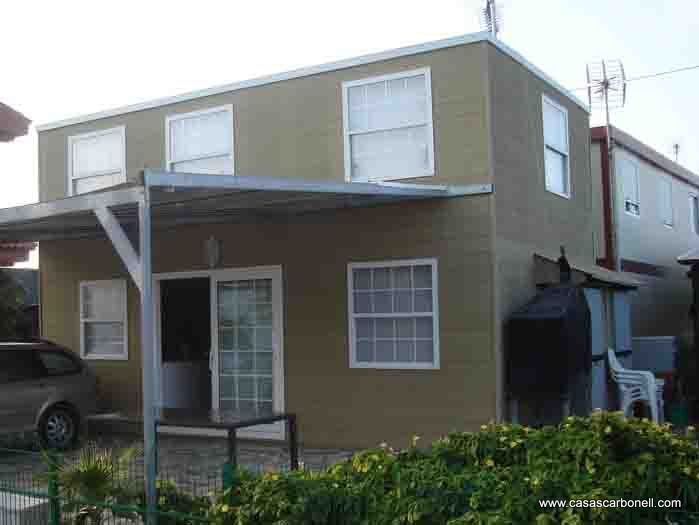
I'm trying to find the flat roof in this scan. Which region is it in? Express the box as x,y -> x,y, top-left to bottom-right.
37,33 -> 587,132
0,170 -> 491,242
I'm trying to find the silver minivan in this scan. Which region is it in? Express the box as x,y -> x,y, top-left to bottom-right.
0,340 -> 98,449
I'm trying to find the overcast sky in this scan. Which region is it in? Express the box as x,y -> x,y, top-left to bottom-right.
3,0 -> 699,267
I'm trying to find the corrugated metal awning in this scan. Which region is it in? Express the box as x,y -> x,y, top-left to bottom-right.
0,170 -> 491,242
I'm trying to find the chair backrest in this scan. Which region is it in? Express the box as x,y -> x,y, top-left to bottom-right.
607,348 -> 623,374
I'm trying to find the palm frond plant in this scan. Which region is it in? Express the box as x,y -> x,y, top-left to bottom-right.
42,443 -> 141,525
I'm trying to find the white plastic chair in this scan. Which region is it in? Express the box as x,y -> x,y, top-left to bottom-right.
607,349 -> 665,423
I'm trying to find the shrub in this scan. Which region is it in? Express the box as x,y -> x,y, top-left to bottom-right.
209,413 -> 699,525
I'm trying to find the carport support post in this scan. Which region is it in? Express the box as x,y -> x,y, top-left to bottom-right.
139,187 -> 158,524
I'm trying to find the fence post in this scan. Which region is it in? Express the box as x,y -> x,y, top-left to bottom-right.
47,453 -> 61,525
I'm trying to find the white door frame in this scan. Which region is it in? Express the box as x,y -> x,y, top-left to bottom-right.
152,266 -> 285,440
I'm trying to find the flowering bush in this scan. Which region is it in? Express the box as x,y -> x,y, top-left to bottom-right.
208,412 -> 699,525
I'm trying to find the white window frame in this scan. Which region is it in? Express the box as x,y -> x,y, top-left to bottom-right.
690,193 -> 699,236
541,94 -> 571,199
67,126 -> 126,197
659,176 -> 674,228
622,159 -> 641,218
342,67 -> 435,183
347,258 -> 440,370
165,104 -> 235,174
79,279 -> 128,361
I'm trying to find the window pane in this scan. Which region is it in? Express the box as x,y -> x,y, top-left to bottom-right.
170,109 -> 232,163
414,290 -> 433,312
415,340 -> 434,363
659,178 -> 673,225
73,173 -> 123,195
413,265 -> 432,288
39,352 -> 80,376
172,155 -> 233,175
84,322 -> 125,356
545,147 -> 568,195
354,292 -> 372,313
396,340 -> 415,362
416,317 -> 433,339
353,269 -> 371,290
393,267 -> 411,289
351,125 -> 429,181
373,291 -> 393,313
72,130 -> 123,179
373,268 -> 391,289
82,282 -> 125,320
396,318 -> 415,338
394,290 -> 412,313
375,340 -> 395,362
255,352 -> 273,374
543,100 -> 567,153
356,318 -> 374,339
375,318 -> 394,339
0,350 -> 40,383
356,341 -> 374,362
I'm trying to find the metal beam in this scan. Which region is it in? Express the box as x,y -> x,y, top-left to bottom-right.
138,188 -> 157,524
0,186 -> 141,226
94,206 -> 142,292
143,169 -> 490,198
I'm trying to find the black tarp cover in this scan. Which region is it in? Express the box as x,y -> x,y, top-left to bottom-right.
506,285 -> 591,398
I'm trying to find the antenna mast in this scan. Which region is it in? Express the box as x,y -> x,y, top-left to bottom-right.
480,0 -> 502,39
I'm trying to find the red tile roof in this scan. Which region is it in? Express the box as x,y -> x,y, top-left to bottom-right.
0,241 -> 36,266
0,102 -> 30,142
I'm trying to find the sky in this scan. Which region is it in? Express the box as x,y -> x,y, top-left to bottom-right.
2,0 -> 699,268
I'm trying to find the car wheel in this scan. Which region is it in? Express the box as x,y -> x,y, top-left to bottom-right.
40,407 -> 78,450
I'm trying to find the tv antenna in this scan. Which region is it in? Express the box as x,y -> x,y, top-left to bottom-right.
586,60 -> 627,128
480,0 -> 503,39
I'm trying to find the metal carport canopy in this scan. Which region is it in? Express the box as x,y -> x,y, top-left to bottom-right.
0,169 -> 491,522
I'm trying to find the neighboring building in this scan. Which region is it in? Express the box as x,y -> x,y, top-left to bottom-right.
591,125 -> 698,345
0,33 -> 631,448
1,268 -> 40,337
0,102 -> 35,266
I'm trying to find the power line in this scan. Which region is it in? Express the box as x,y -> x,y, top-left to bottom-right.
570,63 -> 699,91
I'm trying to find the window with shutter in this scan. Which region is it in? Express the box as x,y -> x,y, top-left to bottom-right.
342,68 -> 435,182
619,158 -> 640,216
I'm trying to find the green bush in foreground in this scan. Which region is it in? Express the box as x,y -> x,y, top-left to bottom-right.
209,412 -> 699,525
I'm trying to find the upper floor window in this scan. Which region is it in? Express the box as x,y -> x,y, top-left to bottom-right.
348,258 -> 439,369
68,126 -> 125,196
618,157 -> 640,216
691,194 -> 699,235
342,68 -> 435,182
166,105 -> 234,174
658,176 -> 673,227
542,95 -> 570,198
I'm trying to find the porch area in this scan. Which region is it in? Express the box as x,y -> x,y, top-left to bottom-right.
0,169 -> 489,515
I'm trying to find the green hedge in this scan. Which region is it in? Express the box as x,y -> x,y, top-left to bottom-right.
208,412 -> 699,525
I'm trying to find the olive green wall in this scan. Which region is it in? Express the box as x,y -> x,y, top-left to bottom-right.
38,42 -> 492,201
486,45 -> 593,418
40,198 -> 496,449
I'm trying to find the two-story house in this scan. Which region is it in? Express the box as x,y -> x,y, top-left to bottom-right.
0,32 -> 631,448
592,125 -> 698,370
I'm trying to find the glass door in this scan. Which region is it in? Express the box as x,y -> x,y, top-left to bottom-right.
211,266 -> 284,439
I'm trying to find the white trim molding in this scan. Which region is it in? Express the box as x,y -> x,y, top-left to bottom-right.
342,67 -> 435,183
67,126 -> 126,197
37,32 -> 587,132
164,104 -> 235,175
347,258 -> 440,370
79,279 -> 129,361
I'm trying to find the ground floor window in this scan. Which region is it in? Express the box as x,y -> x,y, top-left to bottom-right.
348,258 -> 439,369
79,279 -> 128,360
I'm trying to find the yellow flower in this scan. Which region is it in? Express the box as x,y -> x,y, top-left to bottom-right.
510,441 -> 518,448
500,436 -> 508,443
682,467 -> 691,476
221,504 -> 230,513
484,458 -> 495,467
481,424 -> 488,430
604,426 -> 612,434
